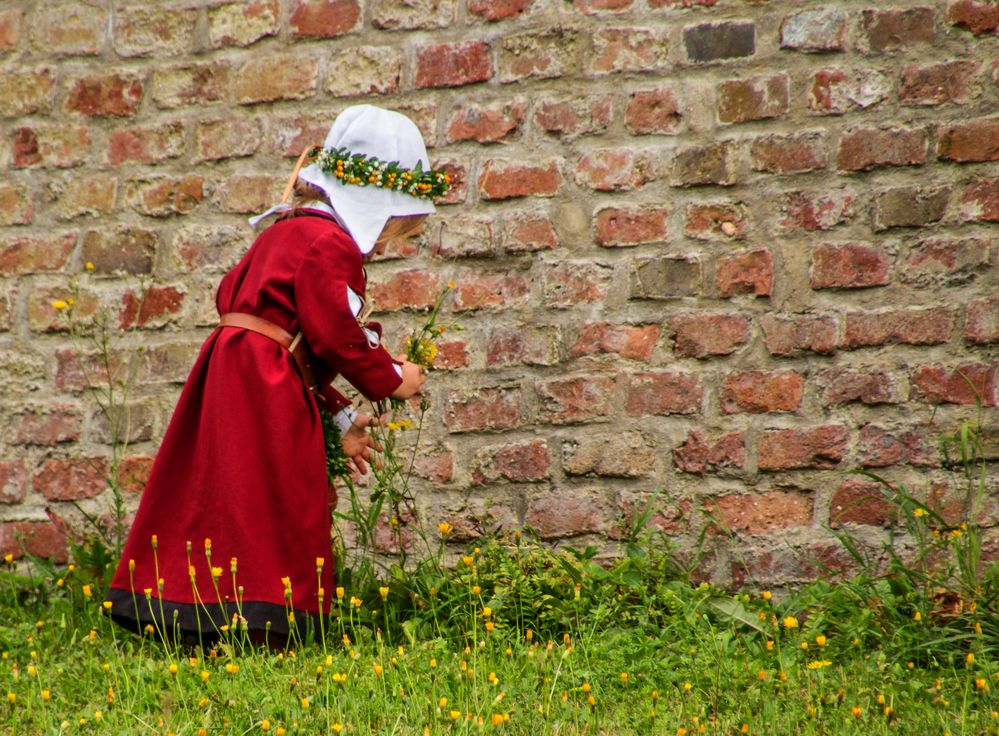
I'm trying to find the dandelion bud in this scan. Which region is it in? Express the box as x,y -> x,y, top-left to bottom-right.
379,586 -> 389,599
128,559 -> 136,573
151,534 -> 158,550
336,586 -> 345,600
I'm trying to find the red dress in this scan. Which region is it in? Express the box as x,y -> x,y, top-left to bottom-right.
106,210 -> 402,639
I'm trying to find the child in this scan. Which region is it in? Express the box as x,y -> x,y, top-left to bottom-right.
104,105 -> 448,647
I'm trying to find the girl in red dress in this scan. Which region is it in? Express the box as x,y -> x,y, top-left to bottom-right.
105,105 -> 448,647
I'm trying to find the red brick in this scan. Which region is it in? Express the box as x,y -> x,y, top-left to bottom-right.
216,174 -> 281,215
717,74 -> 789,124
479,159 -> 561,199
959,177 -> 999,222
117,455 -> 154,495
412,447 -> 454,484
13,405 -> 81,445
626,371 -> 703,416
534,95 -> 612,139
563,431 -> 657,478
0,183 -> 32,226
731,543 -> 856,588
684,201 -> 749,241
575,149 -> 656,191
860,7 -> 936,53
671,141 -> 741,187
721,370 -> 804,414
810,242 -> 890,289
829,479 -> 896,528
526,490 -> 605,538
857,424 -> 933,468
432,340 -> 469,371
625,86 -> 681,134
415,41 -> 492,89
127,175 -> 203,218
113,6 -> 197,57
760,314 -> 837,356
809,68 -> 890,114
453,272 -> 529,311
673,430 -> 745,475
369,269 -> 441,312
779,7 -> 847,51
911,363 -> 997,406
468,0 -> 534,21
81,227 -> 159,275
486,325 -> 562,367
671,313 -> 749,359
135,343 -> 202,385
536,375 -> 615,424
151,62 -> 231,109
372,0 -> 456,30
207,1 -> 280,47
590,28 -> 669,74
837,127 -> 927,171
631,256 -> 701,299
843,307 -> 956,348
29,3 -> 105,56
1,521 -> 68,563
715,248 -> 773,297
12,124 -> 91,168
53,175 -> 118,221
108,122 -> 184,165
473,439 -> 550,483
778,190 -> 856,231
171,224 -> 245,275
571,321 -> 660,361
431,157 -> 468,206
500,30 -> 580,83
543,261 -> 613,307
949,0 -> 999,35
54,347 -> 127,393
819,369 -> 896,406
610,494 -> 690,540
0,460 -> 27,504
595,206 -> 669,247
433,216 -> 494,259
194,119 -> 262,162
290,0 -> 361,37
119,285 -> 186,329
758,425 -> 849,471
27,285 -> 99,334
325,46 -> 402,98
446,99 -> 526,144
235,54 -> 318,104
965,296 -> 999,344
33,457 -> 108,501
709,490 -> 813,535
750,132 -> 827,175
902,237 -> 992,286
937,118 -> 999,163
572,0 -> 633,12
65,73 -> 143,117
503,216 -> 559,253
901,61 -> 977,106
0,9 -> 22,52
443,387 -> 521,432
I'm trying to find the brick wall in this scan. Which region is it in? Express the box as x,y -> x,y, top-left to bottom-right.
1,0 -> 996,585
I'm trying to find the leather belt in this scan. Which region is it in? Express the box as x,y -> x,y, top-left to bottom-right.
218,312 -> 318,393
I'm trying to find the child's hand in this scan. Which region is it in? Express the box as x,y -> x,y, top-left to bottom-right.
341,414 -> 380,475
390,358 -> 426,399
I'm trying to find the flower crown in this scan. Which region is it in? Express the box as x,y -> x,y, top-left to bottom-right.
309,145 -> 451,200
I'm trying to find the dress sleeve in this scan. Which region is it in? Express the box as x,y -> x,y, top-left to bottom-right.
295,235 -> 403,402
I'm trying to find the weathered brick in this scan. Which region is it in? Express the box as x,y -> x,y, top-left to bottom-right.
411,446 -> 454,484
959,177 -> 999,222
760,314 -> 837,356
534,95 -> 612,139
65,73 -> 144,118
0,233 -> 76,276
415,41 -> 492,89
500,30 -> 580,83
780,7 -> 846,51
32,457 -> 108,501
0,296 -> 9,333
503,216 -> 559,253
0,68 -> 55,117
369,269 -> 441,312
819,368 -> 897,406
671,141 -> 740,187
171,225 -> 245,274
912,364 -> 997,405
721,370 -> 804,414
873,186 -> 949,230
207,1 -> 280,48
53,174 -> 118,221
27,286 -> 99,333
902,237 -> 992,287
572,0 -> 634,13
468,0 -> 534,21
13,405 -> 81,446
625,370 -> 703,416
433,340 -> 469,371
290,0 -> 362,37
194,119 -> 262,162
590,28 -> 669,75
837,127 -> 927,171
431,157 -> 468,206
480,159 -> 561,199
373,0 -> 456,29
544,261 -> 613,307
576,149 -> 657,191
564,431 -> 656,477
631,256 -> 701,299
717,74 -> 789,124
525,489 -> 605,538
857,424 -> 933,468
810,243 -> 890,289
117,455 -> 154,495
1,521 -> 68,563
685,201 -> 749,240
809,68 -> 890,114
325,46 -> 402,97
671,313 -> 749,359
113,6 -> 197,57
949,0 -> 999,35
860,7 -> 936,53
453,272 -> 529,311
151,62 -> 231,109
0,9 -> 22,53
965,296 -> 999,344
29,3 -> 104,56
715,248 -> 773,297
625,86 -> 681,134
843,307 -> 956,348
82,227 -> 158,275
571,322 -> 660,361
684,21 -> 755,63
750,132 -> 827,175
126,175 -> 204,216
758,425 -> 849,471
120,285 -> 186,330
0,183 -> 32,226
432,216 -> 493,260
829,479 -> 896,527
444,386 -> 521,432
446,99 -> 526,144
236,54 -> 318,104
215,173 -> 281,215
709,490 -> 814,535
536,375 -> 616,424
594,206 -> 669,247
486,325 -> 562,367
778,190 -> 856,231
472,439 -> 549,483
937,118 -> 999,163
0,461 -> 27,504
136,343 -> 201,385
901,61 -> 977,106
108,122 -> 184,166
673,430 -> 745,475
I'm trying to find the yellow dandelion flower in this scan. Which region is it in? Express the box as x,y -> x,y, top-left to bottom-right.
449,711 -> 461,721
332,724 -> 343,733
806,660 -> 832,670
851,706 -> 862,718
169,663 -> 178,675
85,262 -> 94,271
815,635 -> 826,647
51,300 -> 69,310
3,554 -> 12,564
620,672 -> 629,683
379,586 -> 389,599
41,689 -> 50,701
261,719 -> 271,731
438,522 -> 453,536
447,280 -> 456,289
201,670 -> 210,683
783,616 -> 799,629
757,669 -> 766,681
914,611 -> 922,622
968,653 -> 976,666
